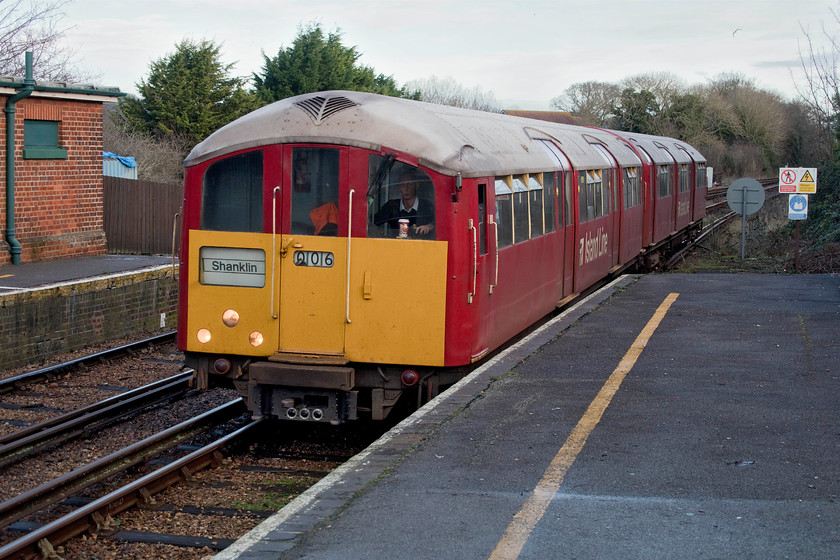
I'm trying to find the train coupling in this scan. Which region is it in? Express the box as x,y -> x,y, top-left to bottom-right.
248,362 -> 358,424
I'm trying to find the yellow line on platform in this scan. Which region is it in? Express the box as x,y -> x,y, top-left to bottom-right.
489,292 -> 680,560
0,274 -> 12,279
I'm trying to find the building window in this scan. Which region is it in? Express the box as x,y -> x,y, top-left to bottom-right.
23,120 -> 68,159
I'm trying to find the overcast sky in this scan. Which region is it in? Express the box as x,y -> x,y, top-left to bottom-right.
61,0 -> 838,109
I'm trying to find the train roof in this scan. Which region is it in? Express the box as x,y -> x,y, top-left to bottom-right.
619,132 -> 702,165
185,91 -> 704,177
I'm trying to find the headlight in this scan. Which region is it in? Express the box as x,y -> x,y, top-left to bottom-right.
222,309 -> 240,327
249,331 -> 264,347
197,328 -> 211,343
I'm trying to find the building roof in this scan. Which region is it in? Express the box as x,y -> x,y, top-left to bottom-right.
0,75 -> 124,99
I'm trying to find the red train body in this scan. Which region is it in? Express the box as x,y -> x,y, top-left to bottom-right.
177,91 -> 706,423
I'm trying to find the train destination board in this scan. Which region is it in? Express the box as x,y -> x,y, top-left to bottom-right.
199,246 -> 266,287
779,167 -> 817,194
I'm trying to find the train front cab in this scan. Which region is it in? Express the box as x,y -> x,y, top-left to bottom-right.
179,144 -> 453,423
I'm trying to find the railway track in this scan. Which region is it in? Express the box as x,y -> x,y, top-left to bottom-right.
0,371 -> 195,468
0,331 -> 177,396
0,404 -> 255,559
664,178 -> 780,269
0,337 -> 381,559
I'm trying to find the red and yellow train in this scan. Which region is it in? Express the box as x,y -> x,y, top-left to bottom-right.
177,91 -> 707,423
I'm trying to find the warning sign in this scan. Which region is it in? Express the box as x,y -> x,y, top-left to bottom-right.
779,167 -> 818,194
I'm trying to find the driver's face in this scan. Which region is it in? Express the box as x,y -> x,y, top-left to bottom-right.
399,181 -> 417,198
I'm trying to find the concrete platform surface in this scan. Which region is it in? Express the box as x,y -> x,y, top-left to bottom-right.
216,273 -> 840,560
0,255 -> 174,291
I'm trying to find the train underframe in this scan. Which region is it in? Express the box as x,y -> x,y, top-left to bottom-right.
186,352 -> 466,424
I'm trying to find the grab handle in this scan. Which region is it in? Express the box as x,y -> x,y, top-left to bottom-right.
490,215 -> 498,294
346,189 -> 354,324
270,186 -> 280,319
467,219 -> 477,303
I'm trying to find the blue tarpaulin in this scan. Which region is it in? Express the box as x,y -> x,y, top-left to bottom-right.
103,151 -> 137,167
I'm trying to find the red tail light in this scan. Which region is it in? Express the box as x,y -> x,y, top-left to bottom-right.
400,369 -> 419,386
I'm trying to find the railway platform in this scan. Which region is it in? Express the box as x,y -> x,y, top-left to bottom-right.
0,255 -> 177,371
217,272 -> 840,560
0,254 -> 172,291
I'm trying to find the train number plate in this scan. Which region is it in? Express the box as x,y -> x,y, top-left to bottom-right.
294,250 -> 334,268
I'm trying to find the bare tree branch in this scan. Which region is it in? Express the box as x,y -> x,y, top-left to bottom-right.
794,4 -> 840,161
0,0 -> 98,83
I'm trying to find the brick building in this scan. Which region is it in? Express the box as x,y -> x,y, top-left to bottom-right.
1,59 -> 124,265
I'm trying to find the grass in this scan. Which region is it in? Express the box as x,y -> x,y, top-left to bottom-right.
670,194 -> 826,274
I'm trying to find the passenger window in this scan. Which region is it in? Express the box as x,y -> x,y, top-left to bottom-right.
528,175 -> 544,238
624,167 -> 640,208
592,171 -> 603,218
578,172 -> 587,223
291,147 -> 340,236
495,177 -> 513,248
368,156 -> 435,239
202,150 -> 263,232
658,165 -> 670,198
512,176 -> 529,244
679,164 -> 690,193
544,172 -> 556,233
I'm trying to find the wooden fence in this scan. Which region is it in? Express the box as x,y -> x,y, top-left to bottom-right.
103,177 -> 183,255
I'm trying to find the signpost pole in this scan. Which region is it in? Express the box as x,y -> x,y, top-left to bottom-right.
795,221 -> 801,272
726,178 -> 765,262
740,185 -> 747,260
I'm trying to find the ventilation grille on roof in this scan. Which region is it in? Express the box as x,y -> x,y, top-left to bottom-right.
295,95 -> 357,123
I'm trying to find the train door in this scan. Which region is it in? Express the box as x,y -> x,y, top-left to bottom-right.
342,153 -> 447,367
592,144 -> 621,269
537,140 -> 574,297
562,171 -> 575,297
470,180 -> 495,361
637,148 -> 655,247
691,160 -> 707,222
653,162 -> 674,242
275,145 -> 349,356
675,162 -> 691,231
610,168 -> 621,268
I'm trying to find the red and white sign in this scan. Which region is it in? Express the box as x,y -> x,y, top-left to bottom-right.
779,167 -> 817,194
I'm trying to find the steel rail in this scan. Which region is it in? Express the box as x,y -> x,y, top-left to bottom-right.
0,398 -> 246,531
0,331 -> 177,394
0,413 -> 262,560
0,371 -> 195,468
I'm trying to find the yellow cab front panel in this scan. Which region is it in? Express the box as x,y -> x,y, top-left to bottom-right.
345,238 -> 447,366
184,230 -> 278,357
185,230 -> 447,365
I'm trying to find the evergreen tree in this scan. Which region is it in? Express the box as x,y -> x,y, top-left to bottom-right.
118,39 -> 257,146
611,88 -> 661,134
253,24 -> 414,104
